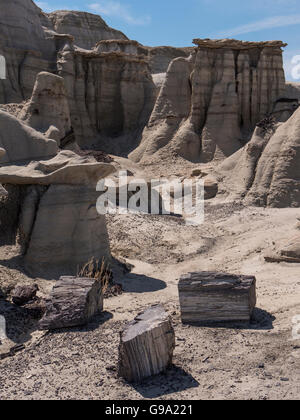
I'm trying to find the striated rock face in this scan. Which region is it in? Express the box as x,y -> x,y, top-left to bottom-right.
130,39 -> 286,163
216,105 -> 300,208
0,0 -> 58,103
57,48 -> 156,153
19,72 -> 72,146
48,10 -> 128,50
94,41 -> 193,75
146,46 -> 194,74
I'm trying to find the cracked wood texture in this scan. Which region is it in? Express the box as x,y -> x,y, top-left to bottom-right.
39,276 -> 104,330
118,305 -> 175,383
178,271 -> 256,324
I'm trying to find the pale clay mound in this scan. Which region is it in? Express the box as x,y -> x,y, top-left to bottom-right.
0,0 -> 300,401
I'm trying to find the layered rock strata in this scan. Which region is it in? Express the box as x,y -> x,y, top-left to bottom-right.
0,151 -> 115,277
57,47 -> 156,152
130,39 -> 287,163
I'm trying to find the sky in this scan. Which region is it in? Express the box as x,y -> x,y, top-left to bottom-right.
36,0 -> 300,81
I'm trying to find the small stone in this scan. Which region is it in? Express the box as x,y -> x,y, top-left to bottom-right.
11,284 -> 38,306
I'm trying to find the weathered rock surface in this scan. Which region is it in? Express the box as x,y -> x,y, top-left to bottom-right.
217,105 -> 300,207
19,72 -> 71,146
118,305 -> 175,383
24,184 -> 111,277
271,98 -> 299,123
0,151 -> 115,276
0,1 -> 130,105
0,150 -> 114,185
146,46 -> 193,74
285,82 -> 300,101
39,276 -> 104,330
94,41 -> 193,75
57,48 -> 156,152
48,10 -> 128,50
11,284 -> 38,306
0,0 -> 58,103
0,110 -> 58,165
130,39 -> 286,163
178,271 -> 257,324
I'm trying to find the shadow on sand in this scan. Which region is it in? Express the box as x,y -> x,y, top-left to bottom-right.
119,273 -> 167,293
131,365 -> 199,398
50,311 -> 114,335
181,308 -> 276,331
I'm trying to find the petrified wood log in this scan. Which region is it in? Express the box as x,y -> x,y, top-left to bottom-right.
118,305 -> 175,383
39,276 -> 104,330
178,271 -> 256,324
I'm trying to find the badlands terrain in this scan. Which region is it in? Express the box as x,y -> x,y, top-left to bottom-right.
0,0 -> 299,400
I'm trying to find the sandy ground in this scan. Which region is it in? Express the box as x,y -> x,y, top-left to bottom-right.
0,197 -> 299,400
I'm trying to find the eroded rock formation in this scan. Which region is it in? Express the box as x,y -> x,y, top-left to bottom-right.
48,10 -> 128,50
216,105 -> 300,208
0,151 -> 115,277
130,39 -> 287,163
19,72 -> 72,146
0,110 -> 58,165
57,47 -> 156,153
0,0 -> 58,103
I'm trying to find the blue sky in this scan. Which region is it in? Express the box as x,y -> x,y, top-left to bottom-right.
36,0 -> 300,81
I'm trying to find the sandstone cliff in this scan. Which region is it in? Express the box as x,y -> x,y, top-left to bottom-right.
130,39 -> 287,163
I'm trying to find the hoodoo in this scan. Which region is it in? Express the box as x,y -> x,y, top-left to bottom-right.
130,39 -> 286,163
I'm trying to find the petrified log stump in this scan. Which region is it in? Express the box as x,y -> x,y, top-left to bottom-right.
39,276 -> 104,330
178,272 -> 256,324
118,305 -> 175,383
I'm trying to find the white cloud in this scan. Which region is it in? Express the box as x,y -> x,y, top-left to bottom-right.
36,1 -> 56,12
36,2 -> 75,12
89,1 -> 151,26
216,15 -> 300,37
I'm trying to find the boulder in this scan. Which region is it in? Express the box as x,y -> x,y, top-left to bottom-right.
39,276 -> 104,330
118,305 -> 175,383
11,284 -> 38,306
